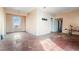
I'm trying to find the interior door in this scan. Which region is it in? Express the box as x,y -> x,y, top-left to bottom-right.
51,18 -> 63,32
51,19 -> 58,32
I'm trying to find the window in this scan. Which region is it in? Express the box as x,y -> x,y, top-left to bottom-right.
12,16 -> 21,27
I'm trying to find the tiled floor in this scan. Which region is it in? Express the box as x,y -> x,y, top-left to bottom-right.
0,32 -> 79,51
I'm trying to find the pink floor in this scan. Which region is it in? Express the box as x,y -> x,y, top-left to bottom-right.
0,32 -> 79,51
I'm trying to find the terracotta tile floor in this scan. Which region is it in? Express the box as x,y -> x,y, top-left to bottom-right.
0,32 -> 79,51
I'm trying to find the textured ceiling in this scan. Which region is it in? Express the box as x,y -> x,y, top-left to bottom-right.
4,7 -> 35,14
39,7 -> 79,15
4,7 -> 79,15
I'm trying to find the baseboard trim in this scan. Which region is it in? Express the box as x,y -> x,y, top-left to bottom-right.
6,31 -> 26,34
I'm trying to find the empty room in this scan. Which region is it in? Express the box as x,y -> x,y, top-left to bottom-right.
0,7 -> 79,51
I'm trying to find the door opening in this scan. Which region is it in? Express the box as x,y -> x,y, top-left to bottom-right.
58,18 -> 63,32
12,16 -> 21,32
51,18 -> 63,33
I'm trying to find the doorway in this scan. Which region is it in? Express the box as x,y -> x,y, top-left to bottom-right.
12,16 -> 21,32
58,18 -> 63,32
51,18 -> 63,32
6,14 -> 26,33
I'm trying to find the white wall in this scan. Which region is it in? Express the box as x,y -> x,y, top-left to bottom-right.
26,9 -> 37,35
36,9 -> 51,35
26,9 -> 52,36
0,7 -> 6,36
